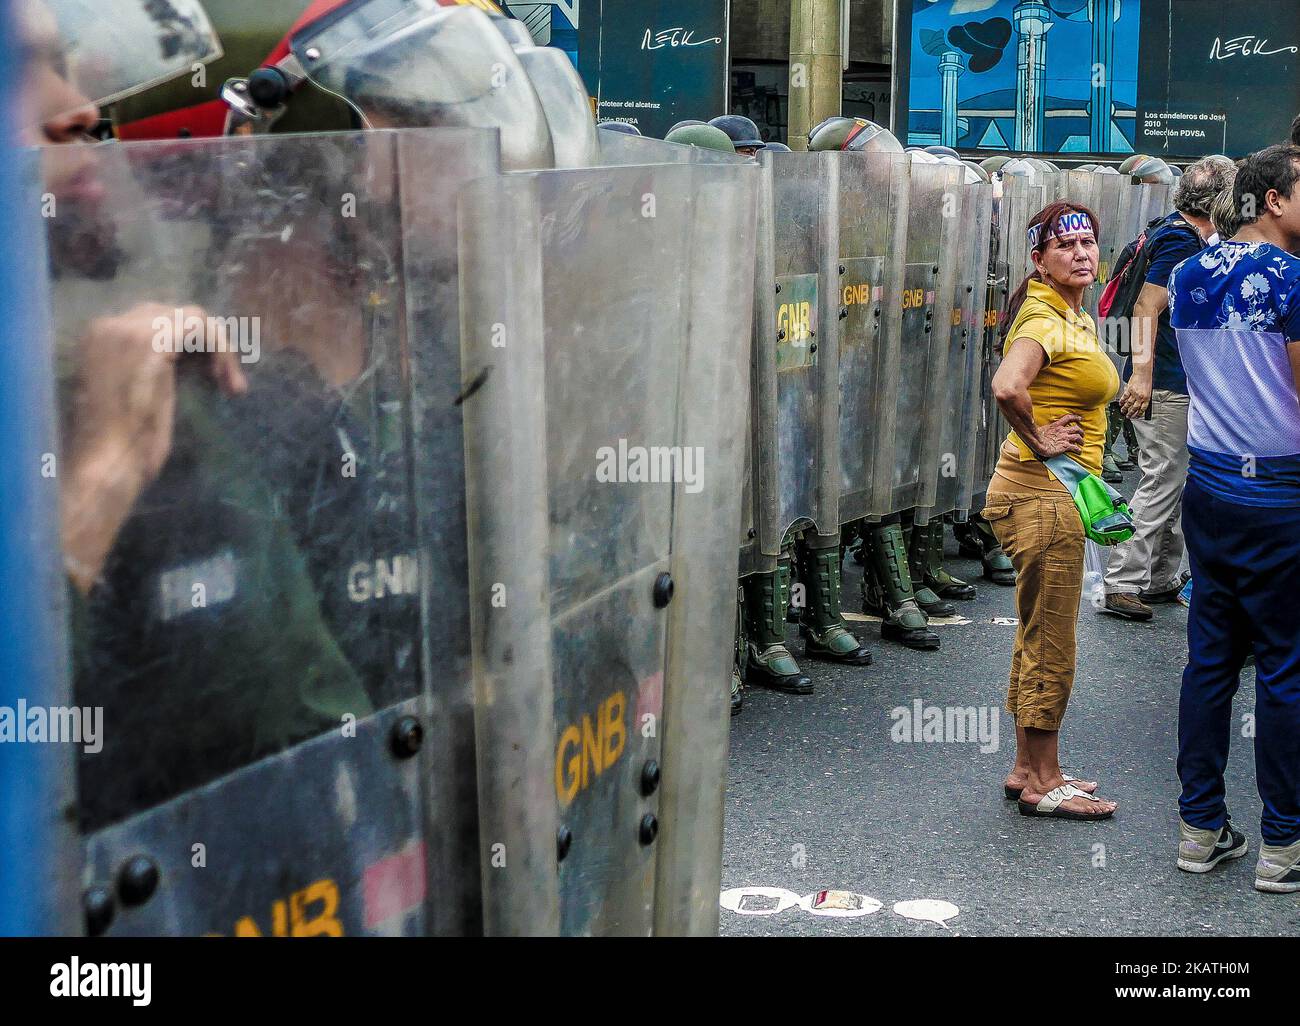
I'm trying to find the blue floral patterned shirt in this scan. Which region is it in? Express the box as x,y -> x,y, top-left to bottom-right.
1168,239 -> 1300,506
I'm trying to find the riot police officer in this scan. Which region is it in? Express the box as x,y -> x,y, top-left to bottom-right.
807,116 -> 944,650
709,114 -> 766,157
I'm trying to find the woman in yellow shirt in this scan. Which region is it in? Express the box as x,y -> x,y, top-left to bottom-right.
983,201 -> 1121,821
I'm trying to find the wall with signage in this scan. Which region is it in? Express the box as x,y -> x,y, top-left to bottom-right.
506,0 -> 730,139
892,0 -> 1300,160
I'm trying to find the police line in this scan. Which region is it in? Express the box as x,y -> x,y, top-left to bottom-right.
24,77 -> 1172,942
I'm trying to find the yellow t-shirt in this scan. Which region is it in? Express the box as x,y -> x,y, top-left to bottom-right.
1002,279 -> 1119,477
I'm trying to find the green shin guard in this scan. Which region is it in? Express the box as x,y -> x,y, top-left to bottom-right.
796,534 -> 872,666
861,523 -> 940,651
904,520 -> 956,617
921,519 -> 976,600
743,559 -> 812,694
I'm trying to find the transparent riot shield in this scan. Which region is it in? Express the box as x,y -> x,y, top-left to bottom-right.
1002,172 -> 1046,289
877,158 -> 962,517
985,172 -> 1047,484
931,181 -> 994,517
48,128 -> 488,937
836,150 -> 906,523
459,159 -> 757,936
1119,179 -> 1145,252
1092,171 -> 1127,324
970,180 -> 1011,500
754,150 -> 842,544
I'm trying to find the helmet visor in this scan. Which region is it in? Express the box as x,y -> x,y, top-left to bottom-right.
289,0 -> 553,168
26,0 -> 222,117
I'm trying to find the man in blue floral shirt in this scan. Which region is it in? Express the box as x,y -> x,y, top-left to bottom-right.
1167,144 -> 1300,890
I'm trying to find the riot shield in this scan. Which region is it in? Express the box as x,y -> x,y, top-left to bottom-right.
1118,179 -> 1145,253
459,159 -> 757,936
970,180 -> 1010,500
878,158 -> 962,518
1092,170 -> 1127,326
933,181 -> 994,517
836,150 -> 906,523
48,129 -> 489,937
754,150 -> 842,545
985,172 -> 1047,486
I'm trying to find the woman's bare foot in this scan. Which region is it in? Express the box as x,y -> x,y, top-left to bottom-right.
1005,770 -> 1097,795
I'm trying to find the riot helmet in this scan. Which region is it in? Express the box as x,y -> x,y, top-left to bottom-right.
980,154 -> 1013,176
807,116 -> 902,154
664,124 -> 735,153
92,0 -> 584,172
598,121 -> 641,135
1127,155 -> 1174,184
708,114 -> 765,154
28,0 -> 223,127
666,119 -> 705,136
1000,157 -> 1041,183
762,141 -> 792,152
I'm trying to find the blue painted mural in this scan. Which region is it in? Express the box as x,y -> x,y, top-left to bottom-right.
503,0 -> 580,66
905,0 -> 1141,154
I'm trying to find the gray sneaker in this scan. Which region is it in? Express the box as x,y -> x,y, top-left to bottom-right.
1177,816 -> 1248,873
1255,838 -> 1300,892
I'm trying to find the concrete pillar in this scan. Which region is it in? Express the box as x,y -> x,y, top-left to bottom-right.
788,0 -> 842,149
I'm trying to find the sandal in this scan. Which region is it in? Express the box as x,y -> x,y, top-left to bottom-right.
1018,783 -> 1114,821
1003,774 -> 1095,800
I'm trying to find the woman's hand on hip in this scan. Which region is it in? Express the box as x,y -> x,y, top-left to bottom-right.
1031,413 -> 1084,459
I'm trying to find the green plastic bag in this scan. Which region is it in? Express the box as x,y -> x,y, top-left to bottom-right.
1043,455 -> 1135,546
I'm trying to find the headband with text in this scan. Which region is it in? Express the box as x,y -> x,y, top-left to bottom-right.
1026,210 -> 1095,252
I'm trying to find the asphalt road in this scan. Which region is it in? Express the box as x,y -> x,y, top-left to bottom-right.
720,469 -> 1291,937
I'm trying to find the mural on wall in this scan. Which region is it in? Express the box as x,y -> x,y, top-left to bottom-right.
503,0 -> 580,66
904,0 -> 1140,154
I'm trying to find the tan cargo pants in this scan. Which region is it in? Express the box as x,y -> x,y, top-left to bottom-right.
982,487 -> 1085,731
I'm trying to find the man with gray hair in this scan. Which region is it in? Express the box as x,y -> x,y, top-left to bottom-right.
1104,156 -> 1236,620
